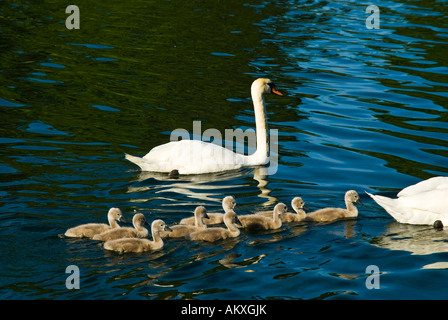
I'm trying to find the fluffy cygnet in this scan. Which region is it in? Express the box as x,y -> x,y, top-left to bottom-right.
161,206 -> 209,238
257,197 -> 307,223
239,203 -> 287,231
93,213 -> 149,241
179,196 -> 237,225
64,207 -> 125,238
103,219 -> 172,253
305,190 -> 361,222
186,209 -> 241,242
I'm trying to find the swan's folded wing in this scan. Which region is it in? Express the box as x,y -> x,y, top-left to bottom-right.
398,189 -> 448,216
398,177 -> 448,197
142,140 -> 245,174
368,191 -> 448,225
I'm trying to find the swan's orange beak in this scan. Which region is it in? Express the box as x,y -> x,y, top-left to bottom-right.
268,82 -> 283,96
271,87 -> 283,96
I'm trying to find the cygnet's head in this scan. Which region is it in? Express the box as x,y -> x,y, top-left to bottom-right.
273,203 -> 288,214
108,207 -> 126,223
194,206 -> 209,220
346,190 -> 362,205
251,78 -> 283,96
224,209 -> 242,227
132,213 -> 148,227
152,219 -> 172,234
291,197 -> 307,213
222,196 -> 237,211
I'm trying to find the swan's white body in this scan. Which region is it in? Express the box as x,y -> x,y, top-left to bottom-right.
367,177 -> 448,226
125,78 -> 282,174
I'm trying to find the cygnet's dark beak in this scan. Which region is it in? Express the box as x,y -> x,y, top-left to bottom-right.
303,204 -> 310,212
119,216 -> 127,223
203,212 -> 210,220
164,225 -> 173,232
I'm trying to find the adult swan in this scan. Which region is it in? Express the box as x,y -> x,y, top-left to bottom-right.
367,176 -> 448,226
125,78 -> 282,174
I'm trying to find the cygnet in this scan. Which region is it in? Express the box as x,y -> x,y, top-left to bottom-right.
257,197 -> 307,223
103,219 -> 172,253
305,190 -> 361,222
93,213 -> 148,241
186,209 -> 241,242
180,195 -> 237,225
161,206 -> 209,238
239,203 -> 287,231
64,207 -> 125,238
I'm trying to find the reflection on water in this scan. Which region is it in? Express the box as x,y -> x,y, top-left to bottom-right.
127,167 -> 277,206
371,222 -> 448,256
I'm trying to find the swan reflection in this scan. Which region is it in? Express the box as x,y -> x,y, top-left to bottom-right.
127,166 -> 277,206
371,221 -> 448,256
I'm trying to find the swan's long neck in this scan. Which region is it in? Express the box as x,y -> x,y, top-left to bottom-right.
224,212 -> 240,236
195,214 -> 206,228
272,209 -> 282,227
294,208 -> 307,219
345,200 -> 358,217
247,87 -> 268,166
136,224 -> 149,237
108,215 -> 119,229
151,228 -> 164,246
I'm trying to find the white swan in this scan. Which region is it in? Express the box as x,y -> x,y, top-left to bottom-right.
93,213 -> 149,241
179,196 -> 237,226
367,176 -> 448,226
125,78 -> 282,174
103,220 -> 171,253
64,208 -> 125,238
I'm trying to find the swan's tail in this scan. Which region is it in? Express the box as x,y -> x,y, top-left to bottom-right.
366,192 -> 406,223
124,153 -> 146,170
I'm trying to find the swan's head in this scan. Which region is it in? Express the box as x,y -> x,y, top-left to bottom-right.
222,196 -> 237,211
273,203 -> 288,215
291,197 -> 307,213
346,190 -> 362,205
108,207 -> 126,223
152,219 -> 172,234
224,209 -> 242,227
252,78 -> 283,96
132,213 -> 148,227
194,206 -> 209,220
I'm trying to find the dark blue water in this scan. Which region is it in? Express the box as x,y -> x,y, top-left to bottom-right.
1,0 -> 448,299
